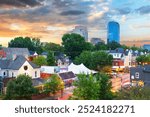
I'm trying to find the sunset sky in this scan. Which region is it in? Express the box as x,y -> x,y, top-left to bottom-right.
0,0 -> 150,46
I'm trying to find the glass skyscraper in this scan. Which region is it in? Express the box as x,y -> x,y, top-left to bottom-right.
107,21 -> 120,44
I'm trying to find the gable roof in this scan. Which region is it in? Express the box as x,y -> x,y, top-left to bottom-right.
109,48 -> 125,54
8,56 -> 26,70
0,59 -> 11,69
3,48 -> 30,59
0,55 -> 39,70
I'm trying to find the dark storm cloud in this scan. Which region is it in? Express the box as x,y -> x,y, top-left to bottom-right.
136,5 -> 150,14
0,0 -> 44,7
0,0 -> 112,33
60,10 -> 85,16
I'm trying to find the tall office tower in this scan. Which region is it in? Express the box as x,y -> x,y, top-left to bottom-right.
107,21 -> 120,44
90,38 -> 105,45
71,26 -> 88,41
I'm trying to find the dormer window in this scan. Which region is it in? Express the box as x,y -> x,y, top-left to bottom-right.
24,66 -> 28,71
135,72 -> 139,79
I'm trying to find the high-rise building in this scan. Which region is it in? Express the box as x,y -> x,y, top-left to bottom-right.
107,21 -> 120,44
71,26 -> 88,41
90,38 -> 105,45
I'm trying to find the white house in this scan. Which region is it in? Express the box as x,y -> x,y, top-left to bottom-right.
0,55 -> 40,79
109,48 -> 133,71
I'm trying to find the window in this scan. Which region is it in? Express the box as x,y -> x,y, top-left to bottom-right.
116,62 -> 118,66
135,72 -> 139,79
129,62 -> 131,66
24,66 -> 28,70
35,71 -> 37,77
12,72 -> 14,78
3,72 -> 6,76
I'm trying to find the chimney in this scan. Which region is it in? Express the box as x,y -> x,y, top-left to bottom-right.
12,54 -> 17,60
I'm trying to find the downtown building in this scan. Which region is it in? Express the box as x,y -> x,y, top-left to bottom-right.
90,38 -> 105,45
70,26 -> 88,42
107,21 -> 120,44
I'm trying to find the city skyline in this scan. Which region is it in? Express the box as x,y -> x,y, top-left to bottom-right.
0,0 -> 150,46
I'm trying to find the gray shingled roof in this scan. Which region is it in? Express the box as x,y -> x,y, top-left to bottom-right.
0,55 -> 39,70
0,60 -> 11,69
3,48 -> 30,60
58,71 -> 76,80
8,56 -> 26,70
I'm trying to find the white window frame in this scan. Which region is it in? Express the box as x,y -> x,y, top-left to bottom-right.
135,72 -> 139,79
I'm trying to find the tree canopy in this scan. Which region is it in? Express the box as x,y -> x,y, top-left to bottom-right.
8,37 -> 43,54
5,75 -> 37,100
94,42 -> 108,50
47,51 -> 56,66
107,41 -> 121,50
71,73 -> 114,100
74,51 -> 113,71
43,42 -> 64,53
62,33 -> 94,59
33,56 -> 47,66
44,75 -> 64,94
115,87 -> 150,100
136,54 -> 150,65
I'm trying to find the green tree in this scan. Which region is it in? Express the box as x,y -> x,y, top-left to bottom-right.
44,75 -> 64,95
71,73 -> 114,100
5,75 -> 37,100
120,44 -> 130,50
136,54 -> 150,65
72,74 -> 99,100
62,33 -> 93,59
8,37 -> 43,54
9,37 -> 33,50
94,42 -> 108,50
116,87 -> 150,100
101,66 -> 112,74
43,42 -> 64,53
107,41 -> 121,50
96,73 -> 114,100
74,51 -> 113,71
47,51 -> 55,66
33,56 -> 47,66
31,38 -> 43,54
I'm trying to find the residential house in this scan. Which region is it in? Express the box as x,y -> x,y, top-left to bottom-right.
0,55 -> 41,94
40,66 -> 60,79
109,48 -> 125,71
28,51 -> 38,61
58,71 -> 77,87
131,50 -> 144,67
130,65 -> 150,87
0,48 -> 30,60
55,53 -> 70,67
0,55 -> 40,79
109,48 -> 133,71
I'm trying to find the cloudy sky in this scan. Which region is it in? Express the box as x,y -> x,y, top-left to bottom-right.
0,0 -> 150,46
